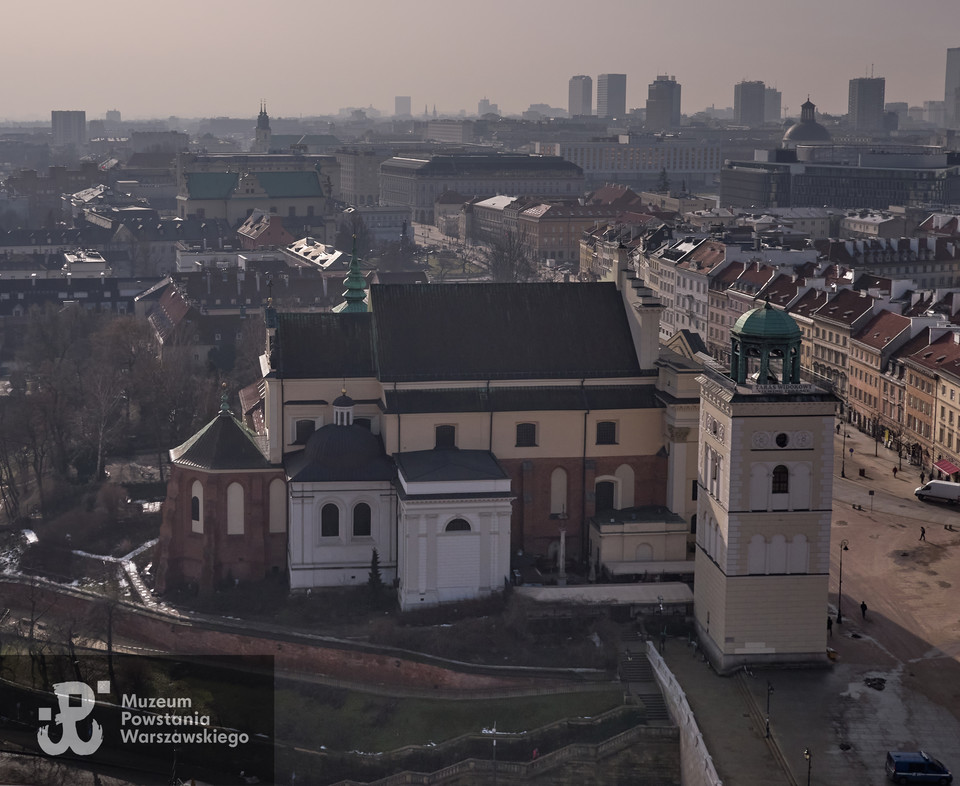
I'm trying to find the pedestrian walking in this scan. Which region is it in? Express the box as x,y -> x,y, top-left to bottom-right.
827,616 -> 833,637
920,471 -> 925,485
892,466 -> 898,479
860,601 -> 868,620
920,526 -> 926,541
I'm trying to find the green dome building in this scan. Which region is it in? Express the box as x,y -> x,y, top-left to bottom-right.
730,300 -> 802,385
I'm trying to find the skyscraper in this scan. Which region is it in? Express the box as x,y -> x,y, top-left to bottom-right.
848,77 -> 886,132
51,110 -> 86,148
568,75 -> 592,117
395,96 -> 411,117
597,74 -> 626,119
946,47 -> 960,129
733,81 -> 765,127
645,75 -> 681,130
764,87 -> 782,124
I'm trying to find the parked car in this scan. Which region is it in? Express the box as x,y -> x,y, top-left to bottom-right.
886,750 -> 953,784
914,480 -> 960,504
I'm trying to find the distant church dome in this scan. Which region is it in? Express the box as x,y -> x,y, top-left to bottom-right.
783,99 -> 832,146
733,300 -> 802,341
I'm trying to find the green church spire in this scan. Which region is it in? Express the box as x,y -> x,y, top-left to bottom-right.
335,233 -> 368,313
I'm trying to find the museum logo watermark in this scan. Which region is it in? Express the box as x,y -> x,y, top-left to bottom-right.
36,680 -> 249,756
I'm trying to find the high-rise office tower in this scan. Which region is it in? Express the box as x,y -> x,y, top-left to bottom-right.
597,74 -> 627,119
568,75 -> 592,117
946,47 -> 960,129
764,87 -> 782,124
734,81 -> 766,127
925,100 -> 946,127
645,75 -> 681,130
848,77 -> 886,132
51,110 -> 87,148
395,96 -> 411,117
478,97 -> 499,116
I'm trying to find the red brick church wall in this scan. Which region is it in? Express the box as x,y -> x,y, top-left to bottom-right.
156,464 -> 286,594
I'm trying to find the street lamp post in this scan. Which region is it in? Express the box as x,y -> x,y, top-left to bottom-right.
804,748 -> 812,786
898,403 -> 904,471
836,539 -> 849,624
841,427 -> 847,478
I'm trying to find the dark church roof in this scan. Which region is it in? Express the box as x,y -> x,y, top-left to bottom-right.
273,312 -> 375,378
286,424 -> 394,482
370,283 -> 644,382
384,385 -> 660,414
395,448 -> 509,484
169,409 -> 272,471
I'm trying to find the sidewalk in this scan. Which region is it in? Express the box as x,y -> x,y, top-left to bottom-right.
655,423 -> 960,786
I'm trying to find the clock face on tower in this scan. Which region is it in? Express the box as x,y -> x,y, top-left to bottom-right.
775,432 -> 789,448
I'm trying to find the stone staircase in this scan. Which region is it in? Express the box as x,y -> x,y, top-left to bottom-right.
618,638 -> 673,726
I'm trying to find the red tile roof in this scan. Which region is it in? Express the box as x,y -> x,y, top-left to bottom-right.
852,311 -> 911,350
814,288 -> 874,326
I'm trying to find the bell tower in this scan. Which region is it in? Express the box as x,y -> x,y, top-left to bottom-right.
694,302 -> 836,673
254,102 -> 272,153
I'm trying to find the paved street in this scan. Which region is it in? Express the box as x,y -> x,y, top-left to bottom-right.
665,423 -> 960,785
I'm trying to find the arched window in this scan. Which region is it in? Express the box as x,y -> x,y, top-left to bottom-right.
445,518 -> 470,532
550,467 -> 567,515
615,464 -> 635,508
747,534 -> 766,574
226,482 -> 244,535
353,503 -> 372,537
772,465 -> 789,494
321,504 -> 339,537
435,425 -> 456,449
269,478 -> 286,533
191,480 -> 203,534
595,480 -> 615,512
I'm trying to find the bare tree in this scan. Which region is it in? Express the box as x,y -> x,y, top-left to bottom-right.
0,394 -> 29,524
483,230 -> 537,283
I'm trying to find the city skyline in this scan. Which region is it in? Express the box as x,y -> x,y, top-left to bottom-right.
2,0 -> 958,122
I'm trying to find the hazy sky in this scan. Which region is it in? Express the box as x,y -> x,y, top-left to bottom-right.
4,0 -> 958,122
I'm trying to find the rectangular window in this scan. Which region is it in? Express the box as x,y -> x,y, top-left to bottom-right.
516,422 -> 537,447
294,419 -> 317,444
435,424 -> 456,449
596,421 -> 617,445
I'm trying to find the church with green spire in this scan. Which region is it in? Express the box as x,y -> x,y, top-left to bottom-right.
333,235 -> 368,313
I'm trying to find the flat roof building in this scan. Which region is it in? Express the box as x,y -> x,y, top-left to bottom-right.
734,81 -> 765,128
598,74 -> 627,119
569,75 -> 592,117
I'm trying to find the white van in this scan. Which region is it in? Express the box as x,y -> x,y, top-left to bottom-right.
914,480 -> 960,504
